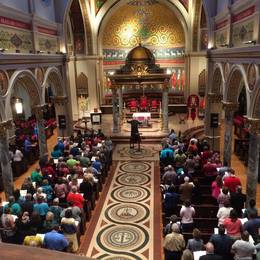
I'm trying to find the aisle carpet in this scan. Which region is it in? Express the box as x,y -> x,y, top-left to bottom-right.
79,145 -> 161,260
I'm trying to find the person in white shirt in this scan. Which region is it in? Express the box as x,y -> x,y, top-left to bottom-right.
180,200 -> 195,232
13,147 -> 23,162
217,200 -> 233,225
13,146 -> 24,177
231,231 -> 255,260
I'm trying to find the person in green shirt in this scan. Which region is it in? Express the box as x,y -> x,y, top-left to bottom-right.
66,155 -> 79,169
51,145 -> 63,159
31,166 -> 43,185
79,153 -> 90,167
4,196 -> 22,216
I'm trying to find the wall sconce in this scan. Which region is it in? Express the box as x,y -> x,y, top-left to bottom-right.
243,40 -> 256,45
14,98 -> 23,114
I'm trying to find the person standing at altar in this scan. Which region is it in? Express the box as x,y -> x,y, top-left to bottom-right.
127,119 -> 142,151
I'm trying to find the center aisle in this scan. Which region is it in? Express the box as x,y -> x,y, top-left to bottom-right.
79,144 -> 162,260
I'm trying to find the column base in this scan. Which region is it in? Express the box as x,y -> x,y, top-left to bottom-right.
162,128 -> 169,134
205,135 -> 221,151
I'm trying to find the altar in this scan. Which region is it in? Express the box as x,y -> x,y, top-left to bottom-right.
108,44 -> 171,134
133,112 -> 151,127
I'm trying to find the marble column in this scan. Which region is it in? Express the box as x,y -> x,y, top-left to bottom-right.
0,120 -> 14,198
118,87 -> 123,122
54,96 -> 72,137
33,105 -> 48,157
162,87 -> 169,133
204,93 -> 222,151
222,101 -> 238,167
245,118 -> 260,206
112,87 -> 119,133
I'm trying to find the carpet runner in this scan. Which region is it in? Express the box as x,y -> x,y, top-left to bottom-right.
79,145 -> 161,259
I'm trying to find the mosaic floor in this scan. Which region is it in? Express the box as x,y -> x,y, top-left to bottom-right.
80,145 -> 160,259
113,144 -> 161,161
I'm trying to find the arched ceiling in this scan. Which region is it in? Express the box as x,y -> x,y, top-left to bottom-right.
102,1 -> 185,49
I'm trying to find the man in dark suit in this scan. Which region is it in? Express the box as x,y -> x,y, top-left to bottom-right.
127,119 -> 142,151
199,242 -> 223,260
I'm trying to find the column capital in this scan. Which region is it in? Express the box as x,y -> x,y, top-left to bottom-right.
222,101 -> 239,113
244,117 -> 260,135
207,93 -> 222,103
53,96 -> 68,106
0,120 -> 13,137
32,105 -> 45,119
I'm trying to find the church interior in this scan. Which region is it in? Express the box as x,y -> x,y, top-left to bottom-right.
0,0 -> 259,259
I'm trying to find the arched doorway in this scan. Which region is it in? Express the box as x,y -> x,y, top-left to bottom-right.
43,68 -> 70,137
223,66 -> 248,166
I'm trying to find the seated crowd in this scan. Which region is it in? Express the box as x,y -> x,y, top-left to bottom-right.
0,128 -> 113,253
160,130 -> 260,260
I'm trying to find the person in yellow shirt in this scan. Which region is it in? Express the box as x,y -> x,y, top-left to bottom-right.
23,235 -> 43,247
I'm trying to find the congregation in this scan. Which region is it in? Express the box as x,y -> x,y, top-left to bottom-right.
160,130 -> 260,260
0,128 -> 113,253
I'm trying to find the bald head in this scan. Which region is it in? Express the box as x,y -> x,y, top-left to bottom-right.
205,242 -> 214,254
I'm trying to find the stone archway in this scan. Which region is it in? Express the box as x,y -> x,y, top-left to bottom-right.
64,0 -> 93,55
5,70 -> 41,120
0,100 -> 5,122
1,70 -> 41,198
211,66 -> 224,95
225,66 -> 248,104
43,67 -> 64,99
43,67 -> 72,137
222,66 -> 248,166
252,87 -> 260,119
204,65 -> 224,151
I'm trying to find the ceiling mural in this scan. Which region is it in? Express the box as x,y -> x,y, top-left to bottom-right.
95,0 -> 189,14
102,1 -> 185,49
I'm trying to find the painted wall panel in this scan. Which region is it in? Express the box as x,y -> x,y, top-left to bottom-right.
0,0 -> 29,13
34,0 -> 55,22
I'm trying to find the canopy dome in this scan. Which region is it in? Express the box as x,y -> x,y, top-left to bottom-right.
126,44 -> 155,65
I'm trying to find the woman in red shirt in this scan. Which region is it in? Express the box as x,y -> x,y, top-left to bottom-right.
211,175 -> 223,203
223,209 -> 242,240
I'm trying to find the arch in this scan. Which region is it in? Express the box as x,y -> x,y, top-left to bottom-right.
42,67 -> 64,102
97,0 -> 190,53
5,70 -> 41,120
77,72 -> 89,96
63,0 -> 93,55
211,64 -> 225,94
225,65 -> 250,115
251,79 -> 260,118
0,100 -> 5,121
